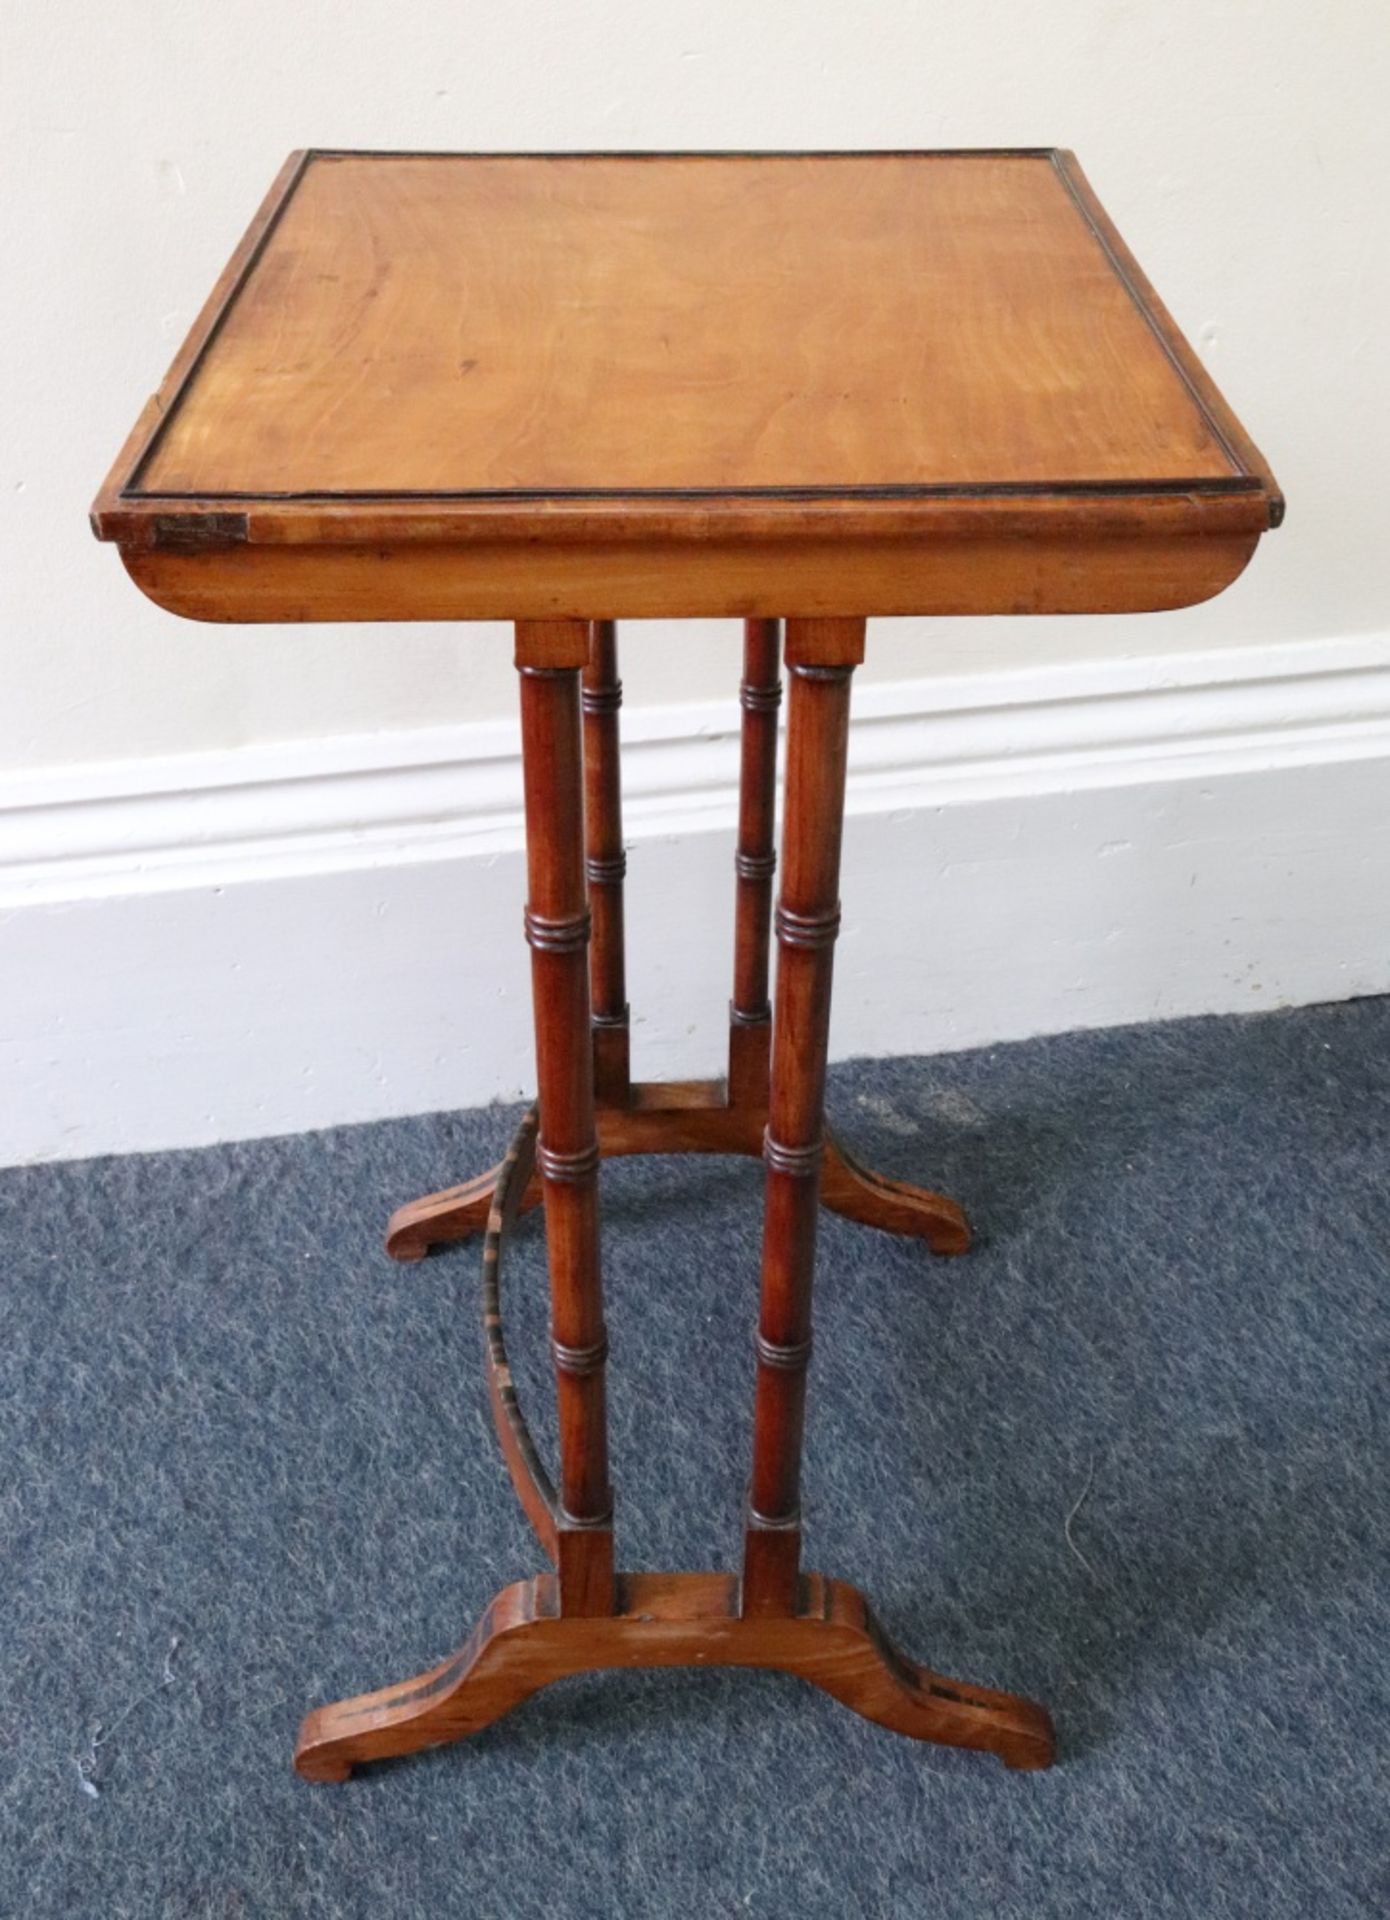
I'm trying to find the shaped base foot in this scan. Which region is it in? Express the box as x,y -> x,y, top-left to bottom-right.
294,1570 -> 1053,1781
386,1082 -> 969,1261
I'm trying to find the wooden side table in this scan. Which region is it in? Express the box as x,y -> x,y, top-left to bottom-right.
92,150 -> 1280,1780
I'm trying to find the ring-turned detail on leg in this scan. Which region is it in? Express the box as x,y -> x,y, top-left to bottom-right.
299,615 -> 1050,1783
301,1099 -> 1049,1778
384,622 -> 968,1264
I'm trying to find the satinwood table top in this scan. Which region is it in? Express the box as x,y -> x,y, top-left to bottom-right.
92,150 -> 1280,623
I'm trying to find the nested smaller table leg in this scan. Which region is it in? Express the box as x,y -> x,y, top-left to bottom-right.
583,619 -> 631,1107
729,618 -> 782,1108
516,620 -> 615,1617
722,617 -> 969,1249
744,618 -> 861,1615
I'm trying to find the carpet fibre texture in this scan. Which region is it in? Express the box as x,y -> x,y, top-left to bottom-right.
3,997 -> 1388,1918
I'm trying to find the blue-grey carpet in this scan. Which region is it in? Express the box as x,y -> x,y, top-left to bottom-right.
3,997 -> 1388,1918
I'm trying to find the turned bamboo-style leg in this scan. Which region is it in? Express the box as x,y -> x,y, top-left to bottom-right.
384,610 -> 969,1264
515,620 -> 616,1617
296,614 -> 1052,1785
584,619 -> 631,1107
298,1104 -> 1051,1783
744,618 -> 863,1615
728,618 -> 782,1107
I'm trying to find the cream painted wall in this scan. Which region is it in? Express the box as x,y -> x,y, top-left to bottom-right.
5,1 -> 1388,771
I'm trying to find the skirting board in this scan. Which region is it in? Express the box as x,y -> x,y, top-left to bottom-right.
3,634 -> 1389,1166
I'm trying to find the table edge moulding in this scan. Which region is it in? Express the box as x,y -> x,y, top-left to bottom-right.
91,147 -> 1280,625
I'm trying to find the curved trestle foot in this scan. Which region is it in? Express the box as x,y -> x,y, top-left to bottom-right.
294,1570 -> 1053,1782
819,1128 -> 971,1253
386,1163 -> 542,1262
385,1082 -> 970,1261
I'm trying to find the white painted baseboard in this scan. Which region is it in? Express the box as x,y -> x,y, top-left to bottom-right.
4,634 -> 1389,1165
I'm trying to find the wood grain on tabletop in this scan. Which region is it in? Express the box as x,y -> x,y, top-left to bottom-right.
133,151 -> 1243,499
93,150 -> 1280,618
